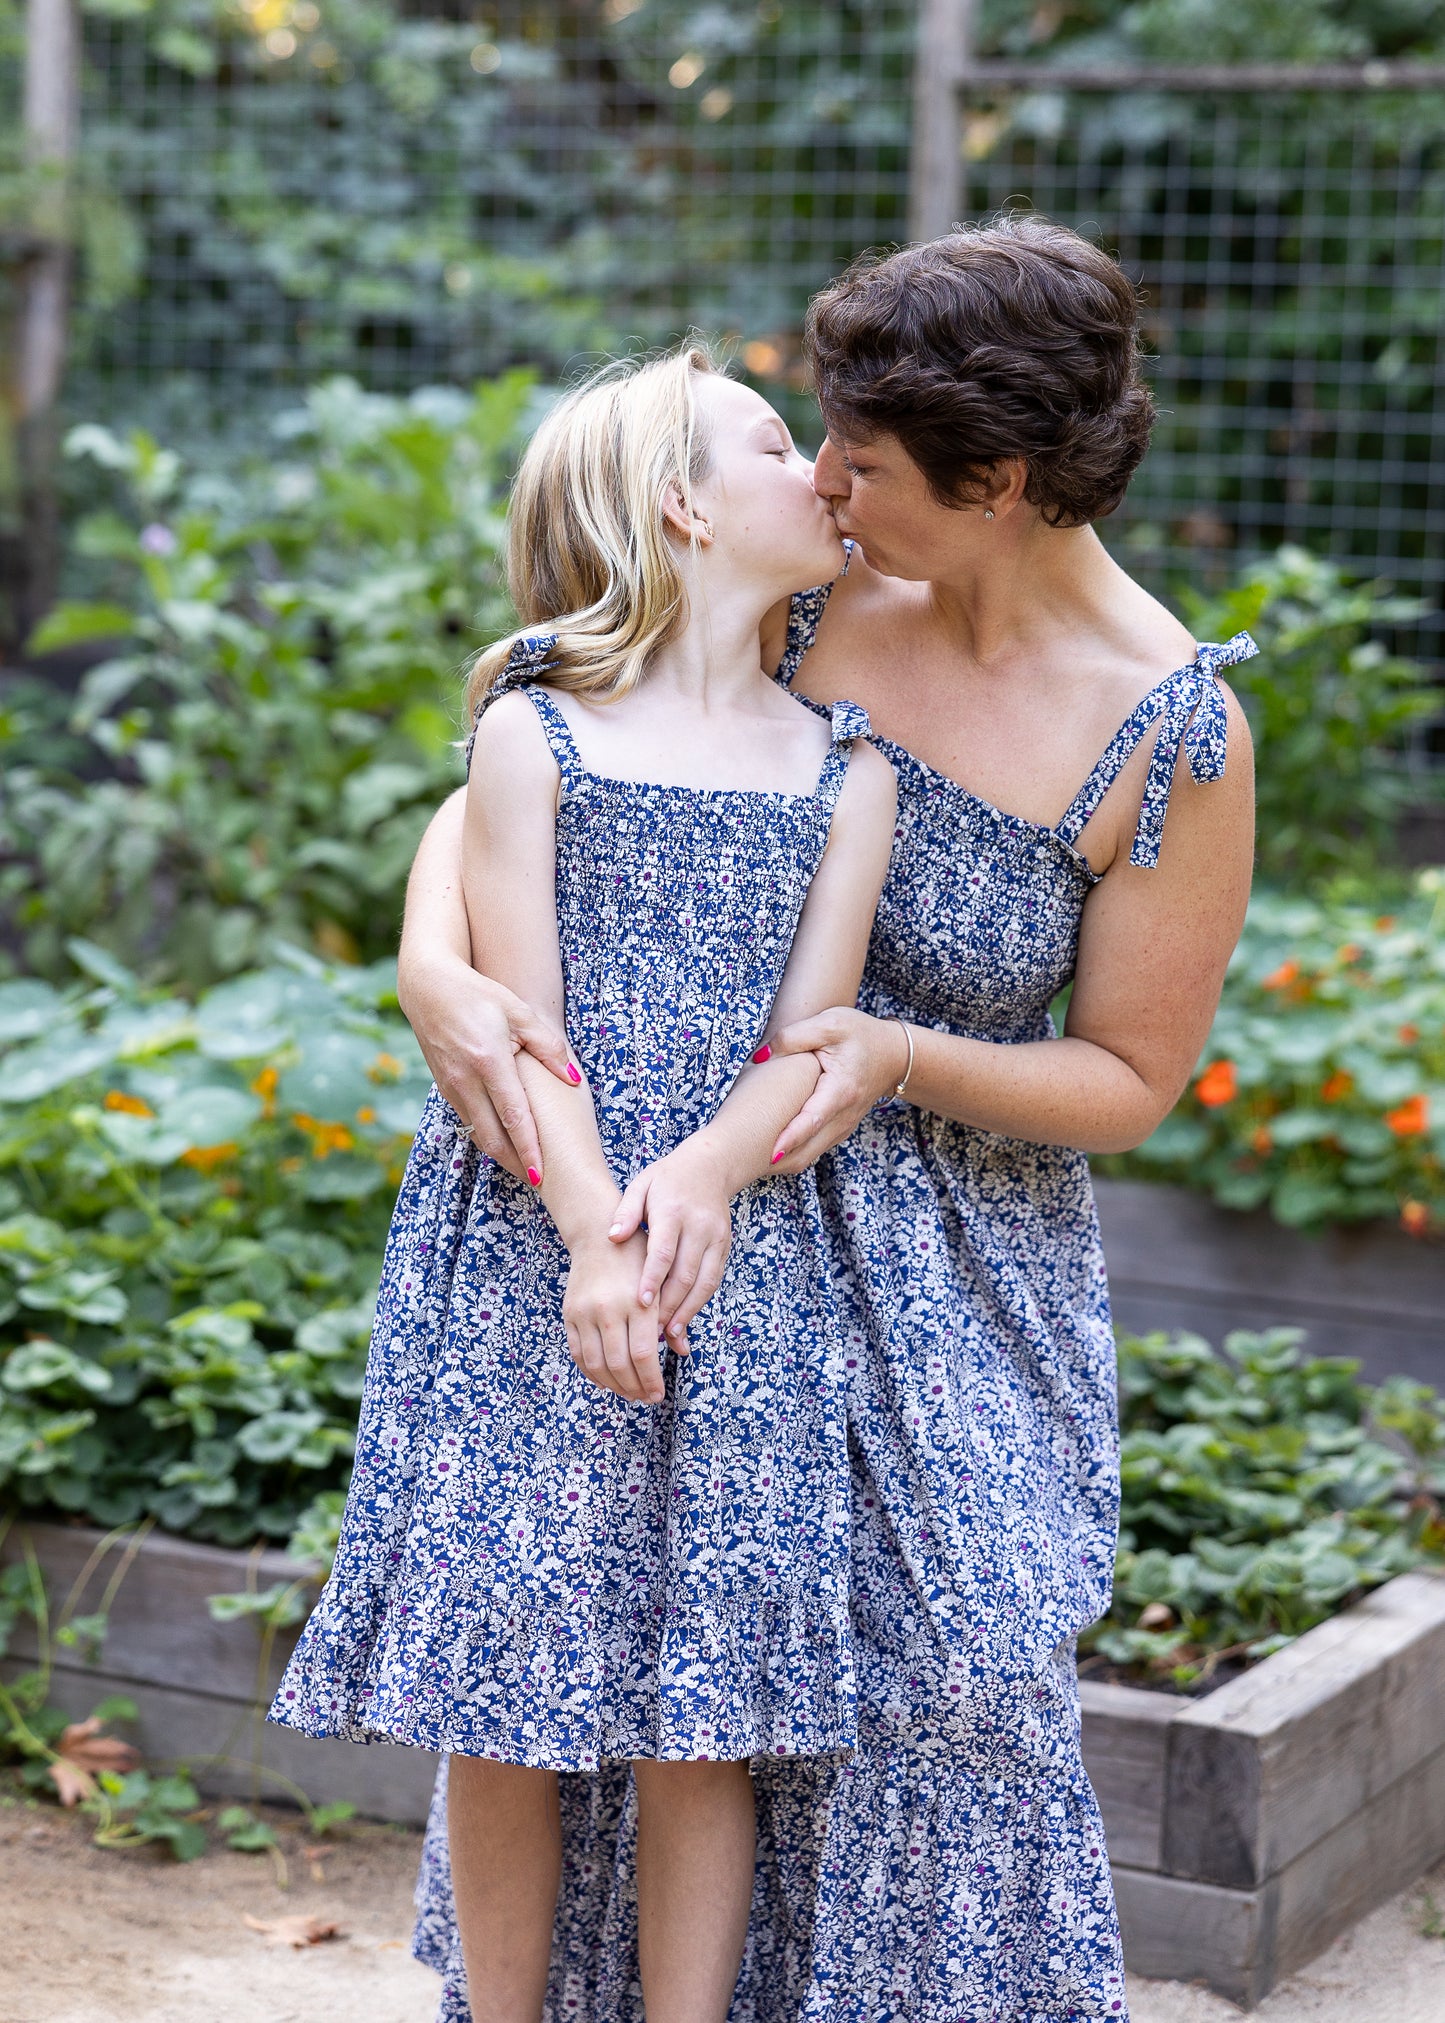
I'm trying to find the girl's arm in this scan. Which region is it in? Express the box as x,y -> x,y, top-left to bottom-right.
397,787 -> 577,1182
464,697 -> 664,1404
767,691 -> 1256,1165
608,742 -> 897,1346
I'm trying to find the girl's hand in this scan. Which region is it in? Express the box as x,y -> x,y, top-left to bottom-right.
398,954 -> 579,1181
764,1008 -> 909,1171
607,1140 -> 733,1354
563,1230 -> 666,1405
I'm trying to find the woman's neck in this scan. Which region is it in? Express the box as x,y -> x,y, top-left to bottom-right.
924,522 -> 1129,671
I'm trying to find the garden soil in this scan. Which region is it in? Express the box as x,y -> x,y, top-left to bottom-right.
2,1795 -> 1442,2022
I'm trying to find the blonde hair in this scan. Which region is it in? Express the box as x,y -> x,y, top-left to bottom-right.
466,341 -> 719,720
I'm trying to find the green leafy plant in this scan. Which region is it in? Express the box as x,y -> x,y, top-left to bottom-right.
1184,547 -> 1438,887
4,374 -> 530,988
0,946 -> 431,1553
1081,1327 -> 1445,1689
1103,872 -> 1445,1229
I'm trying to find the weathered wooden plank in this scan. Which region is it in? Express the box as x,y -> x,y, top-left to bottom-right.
1163,1570 -> 1445,1886
1094,1176 -> 1445,1386
1122,1738 -> 1445,2008
0,1657 -> 438,1825
1270,1738 -> 1445,1985
1111,1866 -> 1276,2009
1,1519 -> 319,1698
1079,1680 -> 1177,1872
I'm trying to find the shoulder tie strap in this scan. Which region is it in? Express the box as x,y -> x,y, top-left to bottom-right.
774,544 -> 853,690
520,685 -> 587,795
462,632 -> 560,774
1054,631 -> 1258,869
813,698 -> 871,813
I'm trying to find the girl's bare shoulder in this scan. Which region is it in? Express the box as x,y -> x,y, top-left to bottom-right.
466,688 -> 559,780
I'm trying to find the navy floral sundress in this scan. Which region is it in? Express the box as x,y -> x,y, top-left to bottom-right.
407,600 -> 1258,2023
269,645 -> 873,1767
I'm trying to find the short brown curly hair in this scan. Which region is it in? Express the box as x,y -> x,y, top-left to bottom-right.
803,213 -> 1155,527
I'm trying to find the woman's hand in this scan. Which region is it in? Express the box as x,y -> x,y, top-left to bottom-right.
764,1008 -> 909,1171
607,1140 -> 734,1354
564,1230 -> 665,1405
397,953 -> 579,1181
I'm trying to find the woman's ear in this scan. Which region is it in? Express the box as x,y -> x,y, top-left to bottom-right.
982,458 -> 1030,519
661,479 -> 713,546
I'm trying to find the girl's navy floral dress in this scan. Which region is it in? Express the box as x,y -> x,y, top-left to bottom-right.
407,600 -> 1258,2023
269,645 -> 872,1769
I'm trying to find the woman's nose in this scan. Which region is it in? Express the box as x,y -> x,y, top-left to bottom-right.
812,437 -> 850,503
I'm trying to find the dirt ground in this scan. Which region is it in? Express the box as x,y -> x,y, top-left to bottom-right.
4,1792 -> 1443,2022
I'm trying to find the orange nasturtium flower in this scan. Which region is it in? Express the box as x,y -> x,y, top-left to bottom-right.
1195,1060 -> 1237,1108
103,1090 -> 154,1117
356,1105 -> 377,1125
1399,1024 -> 1421,1047
1376,916 -> 1397,931
1337,943 -> 1363,965
250,1064 -> 280,1116
181,1142 -> 239,1172
291,1112 -> 355,1158
368,1052 -> 403,1083
1386,1095 -> 1429,1138
1251,1125 -> 1274,1154
1401,1200 -> 1430,1237
1321,1070 -> 1354,1104
1261,959 -> 1300,991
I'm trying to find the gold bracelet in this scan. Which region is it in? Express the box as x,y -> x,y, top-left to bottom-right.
891,1017 -> 915,1101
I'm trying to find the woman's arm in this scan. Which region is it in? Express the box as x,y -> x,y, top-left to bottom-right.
397,786 -> 577,1181
463,698 -> 662,1403
769,693 -> 1256,1165
609,742 -> 897,1344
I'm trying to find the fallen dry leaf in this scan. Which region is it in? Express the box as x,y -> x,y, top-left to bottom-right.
47,1718 -> 142,1806
244,1912 -> 347,1949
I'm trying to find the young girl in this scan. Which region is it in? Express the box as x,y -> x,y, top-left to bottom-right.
269,344 -> 896,2022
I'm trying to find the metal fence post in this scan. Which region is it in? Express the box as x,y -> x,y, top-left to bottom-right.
907,0 -> 971,243
11,0 -> 80,640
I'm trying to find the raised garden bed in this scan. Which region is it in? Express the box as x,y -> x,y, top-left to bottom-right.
6,1519 -> 1445,2007
0,1518 -> 436,1827
1095,1177 -> 1445,1389
1081,1567 -> 1445,2007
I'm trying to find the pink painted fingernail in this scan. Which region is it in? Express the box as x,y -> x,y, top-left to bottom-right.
526,1166 -> 542,1187
752,1044 -> 771,1064
566,1063 -> 582,1084
770,1151 -> 783,1166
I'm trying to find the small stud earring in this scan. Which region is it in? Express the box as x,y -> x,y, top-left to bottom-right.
984,509 -> 995,521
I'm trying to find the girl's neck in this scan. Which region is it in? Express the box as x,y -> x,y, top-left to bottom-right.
646,587 -> 774,706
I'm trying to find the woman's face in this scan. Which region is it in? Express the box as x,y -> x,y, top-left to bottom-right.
692,376 -> 845,595
813,427 -> 994,581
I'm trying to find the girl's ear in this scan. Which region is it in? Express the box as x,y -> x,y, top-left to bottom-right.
661,479 -> 713,546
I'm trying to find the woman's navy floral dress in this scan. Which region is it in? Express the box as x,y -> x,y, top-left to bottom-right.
406,606 -> 1253,2023
269,646 -> 873,1768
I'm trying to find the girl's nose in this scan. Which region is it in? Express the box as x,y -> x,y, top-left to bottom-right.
812,437 -> 850,504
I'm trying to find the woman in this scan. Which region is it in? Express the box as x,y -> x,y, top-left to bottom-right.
399,215 -> 1256,2021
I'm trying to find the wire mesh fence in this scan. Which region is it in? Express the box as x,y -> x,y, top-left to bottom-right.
4,2 -> 1443,673
66,1 -> 914,439
957,78 -> 1445,671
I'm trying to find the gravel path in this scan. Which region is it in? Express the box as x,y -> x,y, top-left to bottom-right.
5,1791 -> 1443,2020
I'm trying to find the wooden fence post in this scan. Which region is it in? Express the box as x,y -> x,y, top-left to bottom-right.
907,0 -> 972,243
11,0 -> 81,641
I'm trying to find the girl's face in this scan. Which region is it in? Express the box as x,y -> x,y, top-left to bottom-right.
812,427 -> 996,581
691,376 -> 844,596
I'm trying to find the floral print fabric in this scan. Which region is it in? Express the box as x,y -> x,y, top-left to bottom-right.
419,605 -> 1258,2020
268,657 -> 872,1767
